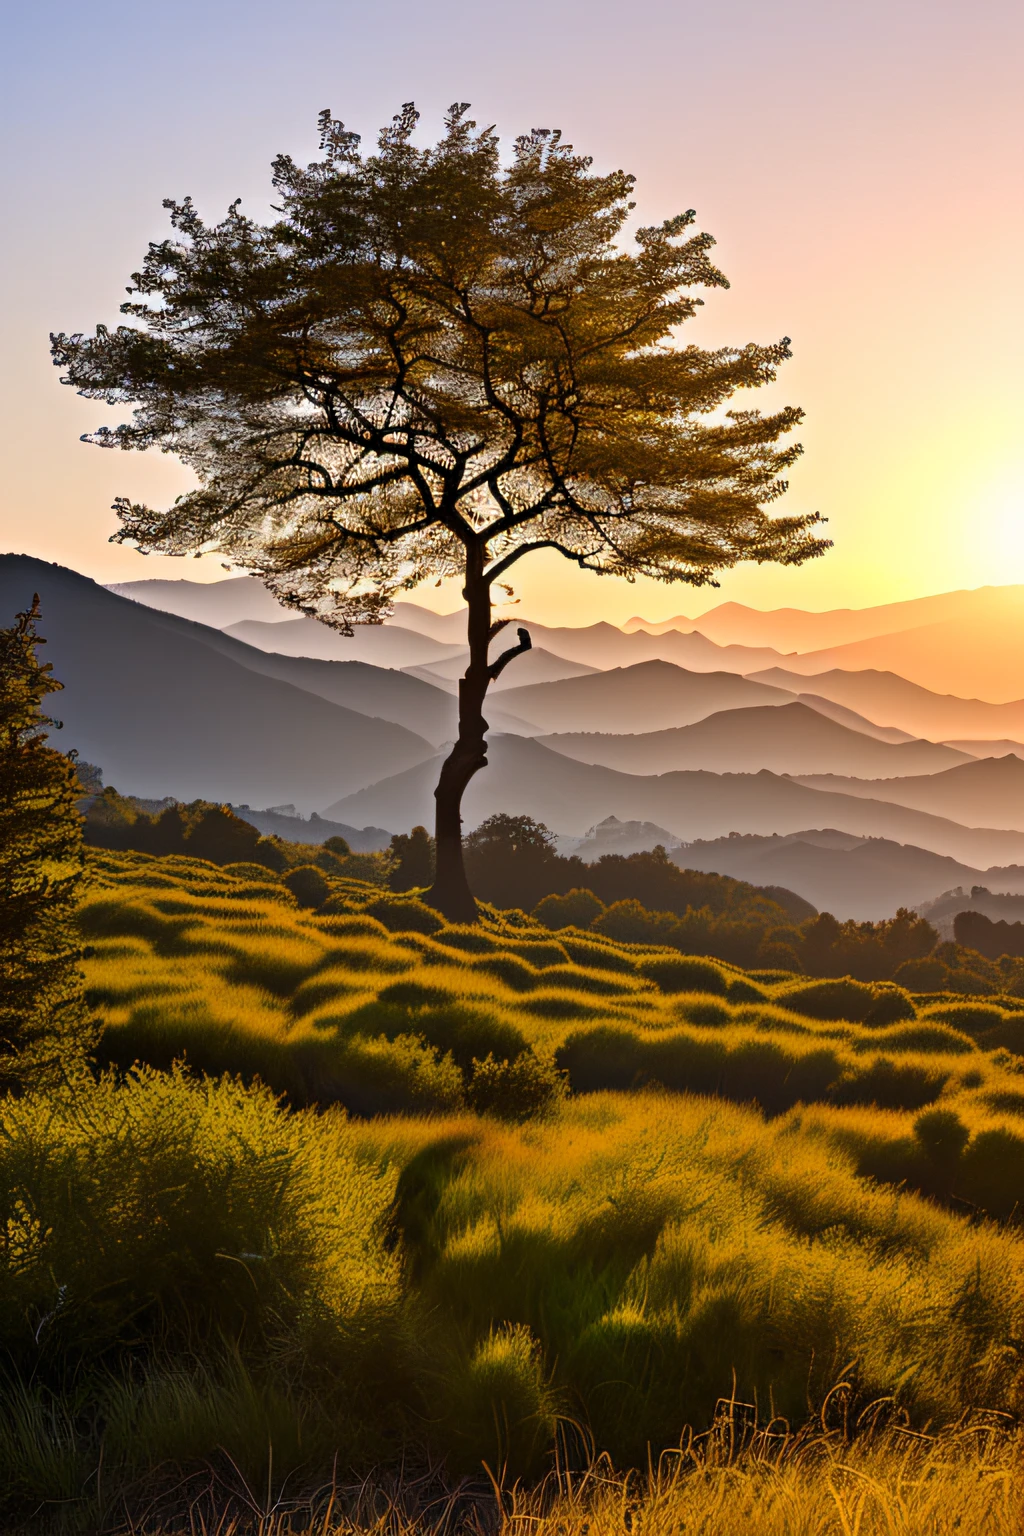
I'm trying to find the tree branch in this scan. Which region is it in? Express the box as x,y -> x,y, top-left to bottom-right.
485,540 -> 606,584
487,626 -> 532,681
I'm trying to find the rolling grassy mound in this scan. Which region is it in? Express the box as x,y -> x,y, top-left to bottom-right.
4,849 -> 1018,1529
83,849 -> 1024,1224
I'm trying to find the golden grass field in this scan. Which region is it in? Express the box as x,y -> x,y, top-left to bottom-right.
2,848 -> 1020,1531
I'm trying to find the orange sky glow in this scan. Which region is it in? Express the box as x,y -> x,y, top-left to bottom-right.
2,0 -> 1021,628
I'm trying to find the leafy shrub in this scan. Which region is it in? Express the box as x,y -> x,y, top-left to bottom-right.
779,978 -> 880,1021
222,861 -> 282,882
863,984 -> 916,1027
316,1032 -> 465,1116
914,1107 -> 970,1171
976,1015 -> 1024,1054
466,1052 -> 566,1122
556,1026 -> 844,1116
430,924 -> 501,954
364,897 -> 444,934
533,888 -> 606,930
557,935 -> 640,973
922,1003 -> 1007,1040
831,1056 -> 948,1111
509,939 -> 572,968
468,953 -> 540,992
317,913 -> 393,939
283,864 -> 331,909
894,956 -> 951,990
985,1091 -> 1024,1117
348,993 -> 529,1072
673,995 -> 732,1027
852,1022 -> 975,1055
377,980 -> 459,1011
440,1324 -> 556,1477
593,898 -> 672,945
538,964 -> 641,1000
519,990 -> 606,1021
0,1069 -> 399,1373
636,954 -> 729,994
726,976 -> 770,1002
959,1127 -> 1024,1219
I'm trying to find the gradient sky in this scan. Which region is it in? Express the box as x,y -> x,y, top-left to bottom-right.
2,0 -> 1021,626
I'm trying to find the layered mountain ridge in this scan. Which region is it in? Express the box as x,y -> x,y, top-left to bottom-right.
6,559 -> 1024,921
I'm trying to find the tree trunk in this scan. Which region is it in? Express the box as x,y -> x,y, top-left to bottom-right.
427,549 -> 492,923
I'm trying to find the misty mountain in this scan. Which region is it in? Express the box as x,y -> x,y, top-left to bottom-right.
671,830 -> 982,922
228,805 -> 392,851
389,601 -> 469,643
918,883 -> 1024,940
499,618 -> 785,674
0,556 -> 435,809
628,586 -> 1024,655
795,694 -> 915,743
107,578 -> 472,649
164,627 -> 533,742
570,816 -> 683,860
793,755 -> 1024,832
942,738 -> 1024,758
407,646 -> 601,692
538,703 -> 971,778
107,575 -> 293,627
224,615 -> 466,668
753,590 -> 1024,702
190,649 -> 464,745
324,733 -> 1024,869
748,667 -> 1024,741
495,661 -> 797,734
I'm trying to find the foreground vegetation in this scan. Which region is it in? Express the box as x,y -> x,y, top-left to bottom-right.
6,753 -> 1024,1528
0,844 -> 1013,1528
133,1420 -> 1022,1534
84,850 -> 1024,1222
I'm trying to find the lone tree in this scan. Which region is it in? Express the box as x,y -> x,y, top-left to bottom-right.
0,599 -> 92,1087
51,104 -> 829,921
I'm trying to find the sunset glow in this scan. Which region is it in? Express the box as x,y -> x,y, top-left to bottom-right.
2,0 -> 1021,624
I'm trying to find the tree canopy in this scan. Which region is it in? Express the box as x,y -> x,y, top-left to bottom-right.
51,103 -> 829,919
52,104 -> 827,618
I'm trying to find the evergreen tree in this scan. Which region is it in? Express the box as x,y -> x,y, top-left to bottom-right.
0,598 -> 92,1087
53,104 -> 829,921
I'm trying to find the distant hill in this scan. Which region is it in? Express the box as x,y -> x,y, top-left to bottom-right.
107,574 -> 292,627
942,737 -> 1024,758
496,661 -> 796,735
224,615 -> 466,668
750,589 -> 1024,702
918,883 -> 1024,939
571,816 -> 683,860
389,601 -> 468,643
672,831 -> 982,922
748,667 -> 1024,741
171,628 -> 534,740
503,619 -> 784,674
793,755 -> 1024,832
0,556 -> 435,810
228,805 -> 391,851
324,733 -> 1024,868
186,647 -> 465,745
794,694 -> 916,743
408,646 -> 601,691
539,702 -> 972,778
628,586 -> 1024,655
106,579 -> 472,649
